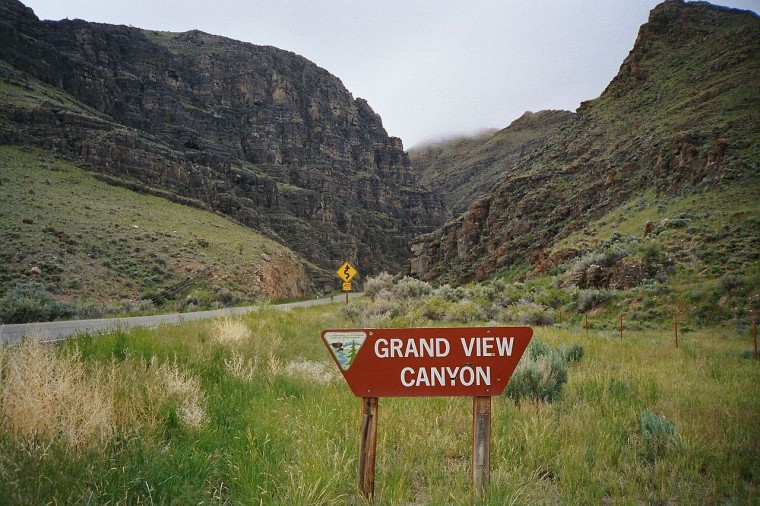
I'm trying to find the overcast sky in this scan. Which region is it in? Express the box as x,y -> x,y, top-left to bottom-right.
21,0 -> 760,149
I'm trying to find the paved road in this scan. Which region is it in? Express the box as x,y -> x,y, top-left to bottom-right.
0,292 -> 363,344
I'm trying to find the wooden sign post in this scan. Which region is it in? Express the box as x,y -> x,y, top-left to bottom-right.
674,315 -> 679,349
358,397 -> 378,499
619,314 -> 623,340
322,327 -> 532,500
472,396 -> 491,496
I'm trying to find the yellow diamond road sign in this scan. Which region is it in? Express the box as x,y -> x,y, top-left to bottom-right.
337,262 -> 358,282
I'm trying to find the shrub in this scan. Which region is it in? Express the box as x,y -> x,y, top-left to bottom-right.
469,283 -> 498,302
74,302 -> 109,320
506,349 -> 568,405
639,281 -> 671,296
560,342 -> 585,363
533,287 -> 573,309
571,245 -> 629,275
214,287 -> 237,306
490,279 -> 506,291
391,276 -> 432,300
341,295 -> 408,326
667,218 -> 689,228
639,409 -> 682,462
432,284 -> 467,302
504,338 -> 575,405
364,272 -> 394,300
684,286 -> 703,304
575,289 -> 615,313
500,302 -> 554,326
718,274 -> 743,294
0,282 -> 74,323
419,297 -> 449,321
73,299 -> 157,320
689,301 -> 733,325
362,298 -> 396,325
502,283 -> 529,304
640,244 -> 665,264
341,302 -> 362,323
443,300 -> 486,323
526,338 -> 553,360
121,298 -> 157,315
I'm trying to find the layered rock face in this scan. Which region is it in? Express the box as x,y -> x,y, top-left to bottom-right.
410,0 -> 760,284
0,0 -> 443,284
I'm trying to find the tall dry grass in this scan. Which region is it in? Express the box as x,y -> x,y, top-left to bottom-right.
282,358 -> 336,385
149,359 -> 208,430
210,314 -> 283,356
0,339 -> 212,452
224,350 -> 258,381
0,339 -> 115,447
209,316 -> 251,344
97,355 -> 211,434
211,312 -> 333,386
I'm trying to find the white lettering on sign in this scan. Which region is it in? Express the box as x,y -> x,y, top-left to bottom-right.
400,366 -> 491,387
374,338 -> 451,358
460,336 -> 514,357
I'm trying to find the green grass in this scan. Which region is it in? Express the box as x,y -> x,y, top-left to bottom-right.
1,302 -> 758,504
0,145 -> 314,310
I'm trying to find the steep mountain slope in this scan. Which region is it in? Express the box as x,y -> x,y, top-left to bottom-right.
409,0 -> 760,286
0,0 -> 443,282
410,110 -> 573,216
0,145 -> 314,308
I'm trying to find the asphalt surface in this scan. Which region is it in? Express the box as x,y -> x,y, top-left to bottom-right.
0,292 -> 363,344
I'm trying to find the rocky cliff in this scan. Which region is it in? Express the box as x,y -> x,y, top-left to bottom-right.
409,0 -> 760,284
0,0 -> 443,287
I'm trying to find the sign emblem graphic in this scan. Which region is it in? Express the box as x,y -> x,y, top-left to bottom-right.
323,330 -> 367,370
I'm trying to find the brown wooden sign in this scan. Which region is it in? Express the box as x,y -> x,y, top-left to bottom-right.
322,327 -> 533,397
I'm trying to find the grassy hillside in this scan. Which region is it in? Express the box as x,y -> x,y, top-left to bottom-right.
410,110 -> 573,216
408,3 -> 759,336
0,145 -> 317,316
0,3 -> 444,278
0,302 -> 757,503
543,177 -> 760,328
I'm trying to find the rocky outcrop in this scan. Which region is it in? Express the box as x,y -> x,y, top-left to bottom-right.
410,0 -> 760,284
0,0 -> 444,281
